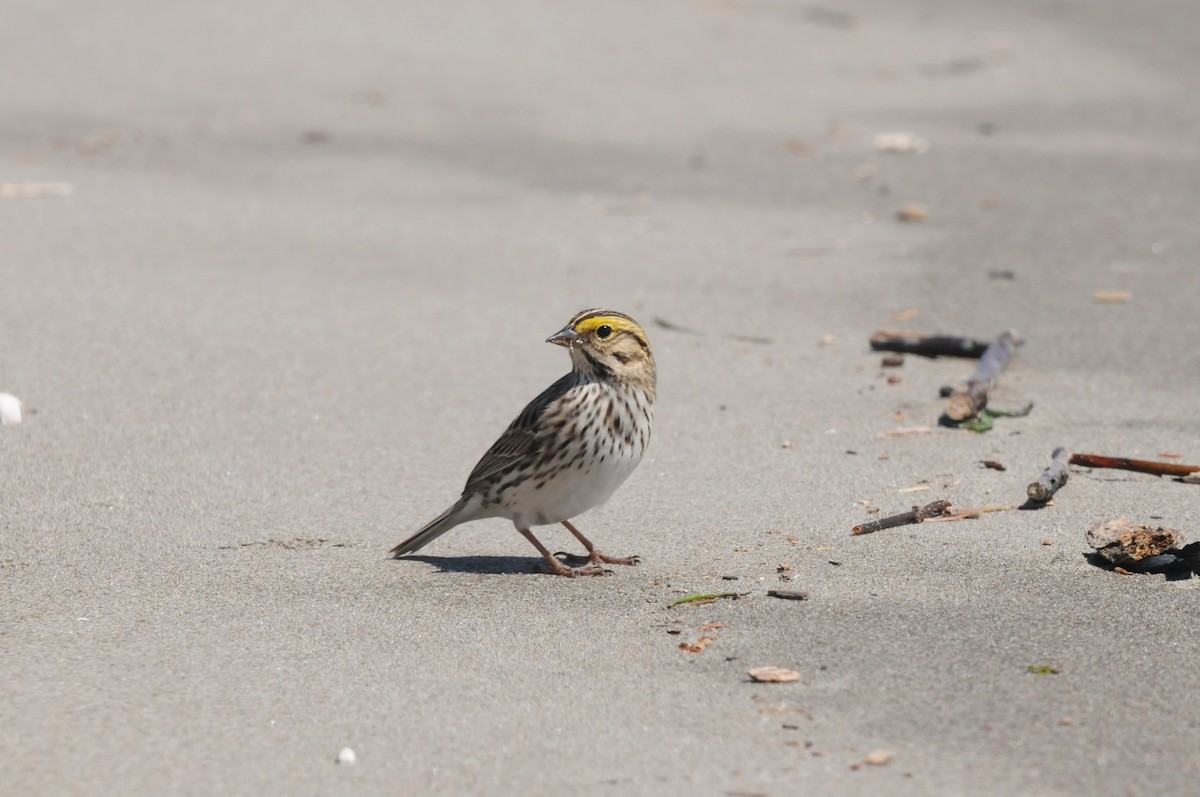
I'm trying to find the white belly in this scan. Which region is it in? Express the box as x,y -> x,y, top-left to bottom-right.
506,444 -> 644,528
500,384 -> 651,529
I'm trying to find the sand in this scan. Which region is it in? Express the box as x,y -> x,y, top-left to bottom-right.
3,1 -> 1199,794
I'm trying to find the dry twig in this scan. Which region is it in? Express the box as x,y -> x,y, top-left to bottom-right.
1069,453 -> 1200,478
869,330 -> 990,358
1027,447 -> 1071,503
851,499 -> 952,536
945,330 -> 1019,421
923,505 -> 1015,522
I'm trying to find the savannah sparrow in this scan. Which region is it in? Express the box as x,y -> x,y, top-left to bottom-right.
390,309 -> 656,577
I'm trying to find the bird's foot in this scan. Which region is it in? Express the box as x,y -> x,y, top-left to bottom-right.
552,549 -> 639,569
590,551 -> 640,567
542,555 -> 610,577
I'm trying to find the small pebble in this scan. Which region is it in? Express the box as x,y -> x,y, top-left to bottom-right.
0,393 -> 22,425
337,747 -> 357,765
865,749 -> 894,766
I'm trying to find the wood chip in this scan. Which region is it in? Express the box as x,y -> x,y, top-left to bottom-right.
865,750 -> 894,766
680,635 -> 718,653
1092,290 -> 1131,304
747,666 -> 801,683
895,203 -> 928,223
766,589 -> 810,601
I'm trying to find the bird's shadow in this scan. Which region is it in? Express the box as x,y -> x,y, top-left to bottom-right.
392,554 -> 544,575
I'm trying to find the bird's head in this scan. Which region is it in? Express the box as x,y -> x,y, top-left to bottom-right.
547,309 -> 656,391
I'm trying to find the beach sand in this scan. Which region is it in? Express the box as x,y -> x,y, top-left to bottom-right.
3,1 -> 1198,794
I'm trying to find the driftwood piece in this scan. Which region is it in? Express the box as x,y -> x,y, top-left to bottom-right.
1069,453 -> 1200,478
945,330 -> 1019,421
766,589 -> 810,601
869,330 -> 990,358
1087,518 -> 1185,566
1027,447 -> 1071,503
852,499 -> 952,536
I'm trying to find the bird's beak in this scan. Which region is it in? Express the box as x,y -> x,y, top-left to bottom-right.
546,325 -> 582,348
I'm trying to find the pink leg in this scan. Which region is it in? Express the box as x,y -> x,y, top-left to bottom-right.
519,529 -> 606,577
560,520 -> 640,567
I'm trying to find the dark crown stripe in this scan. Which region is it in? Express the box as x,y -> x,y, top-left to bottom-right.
569,308 -> 634,326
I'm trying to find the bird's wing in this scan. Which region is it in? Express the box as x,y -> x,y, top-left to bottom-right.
462,372 -> 576,493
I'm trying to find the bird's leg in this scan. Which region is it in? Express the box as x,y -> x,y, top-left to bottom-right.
519,528 -> 606,577
560,520 -> 640,566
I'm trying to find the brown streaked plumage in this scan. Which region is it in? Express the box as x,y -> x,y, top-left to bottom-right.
389,309 -> 656,576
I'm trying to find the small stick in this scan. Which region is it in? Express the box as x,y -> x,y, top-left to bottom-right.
766,589 -> 810,601
923,504 -> 1016,521
668,592 -> 739,608
852,499 -> 952,536
869,330 -> 990,358
1068,453 -> 1200,478
1027,447 -> 1071,503
922,509 -> 980,522
946,330 -> 1019,421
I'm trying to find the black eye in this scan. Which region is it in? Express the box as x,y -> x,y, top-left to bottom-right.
595,324 -> 613,339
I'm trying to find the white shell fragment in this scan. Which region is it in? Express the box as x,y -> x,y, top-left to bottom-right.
0,393 -> 22,425
747,666 -> 801,683
873,131 -> 930,154
336,747 -> 357,765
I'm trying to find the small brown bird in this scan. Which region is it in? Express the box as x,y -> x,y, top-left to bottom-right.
390,309 -> 656,576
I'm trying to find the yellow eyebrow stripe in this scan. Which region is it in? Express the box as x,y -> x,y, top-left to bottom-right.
574,315 -> 643,337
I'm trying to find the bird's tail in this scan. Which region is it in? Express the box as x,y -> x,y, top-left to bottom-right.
389,498 -> 475,558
